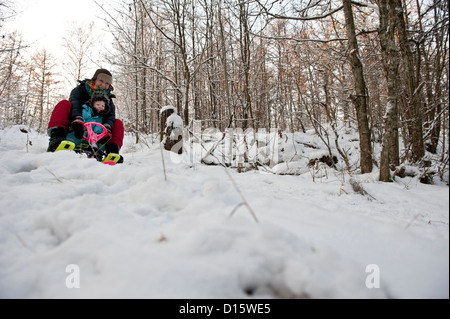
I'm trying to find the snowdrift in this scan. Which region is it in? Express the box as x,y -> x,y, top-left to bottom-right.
0,125 -> 448,299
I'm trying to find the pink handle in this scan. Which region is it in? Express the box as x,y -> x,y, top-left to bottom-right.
83,122 -> 110,144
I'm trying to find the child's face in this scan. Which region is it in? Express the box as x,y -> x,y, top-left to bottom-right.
93,100 -> 106,113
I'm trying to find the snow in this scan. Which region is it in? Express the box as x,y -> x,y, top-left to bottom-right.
160,105 -> 177,115
0,125 -> 448,299
166,113 -> 184,129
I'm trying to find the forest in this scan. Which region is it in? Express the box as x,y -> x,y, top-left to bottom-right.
0,0 -> 448,182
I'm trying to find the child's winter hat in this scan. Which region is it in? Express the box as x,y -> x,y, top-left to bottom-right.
89,91 -> 110,114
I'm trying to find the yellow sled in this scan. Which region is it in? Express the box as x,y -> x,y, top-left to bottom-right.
102,153 -> 121,165
55,141 -> 75,152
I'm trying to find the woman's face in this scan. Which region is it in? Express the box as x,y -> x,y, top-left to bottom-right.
94,78 -> 110,90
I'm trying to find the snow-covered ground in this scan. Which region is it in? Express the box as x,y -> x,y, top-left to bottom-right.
0,125 -> 448,299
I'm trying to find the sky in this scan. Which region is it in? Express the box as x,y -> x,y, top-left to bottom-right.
8,0 -> 108,49
5,0 -> 114,86
0,124 -> 448,299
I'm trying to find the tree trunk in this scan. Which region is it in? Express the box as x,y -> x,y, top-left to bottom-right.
393,0 -> 424,162
218,0 -> 232,126
133,0 -> 140,143
427,3 -> 445,154
378,0 -> 401,182
342,0 -> 373,173
239,0 -> 253,130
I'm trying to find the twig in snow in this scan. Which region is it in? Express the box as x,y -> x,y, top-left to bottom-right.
224,168 -> 259,223
159,142 -> 167,181
158,233 -> 168,242
45,168 -> 64,183
230,202 -> 245,216
405,214 -> 425,230
15,233 -> 34,252
427,220 -> 449,226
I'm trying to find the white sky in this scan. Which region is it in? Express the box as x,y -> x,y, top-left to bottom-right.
5,0 -> 114,88
9,0 -> 110,50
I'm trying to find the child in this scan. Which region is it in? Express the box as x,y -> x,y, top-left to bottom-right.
64,91 -> 111,147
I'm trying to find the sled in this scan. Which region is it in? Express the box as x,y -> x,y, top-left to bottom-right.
102,153 -> 121,165
55,140 -> 75,152
56,122 -> 121,166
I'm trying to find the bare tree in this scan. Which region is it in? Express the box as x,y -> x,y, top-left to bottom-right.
62,22 -> 97,86
420,0 -> 448,155
378,0 -> 400,182
394,0 -> 425,162
238,0 -> 254,130
29,48 -> 59,133
255,0 -> 374,173
0,0 -> 15,31
217,0 -> 233,128
88,0 -> 447,179
342,0 -> 373,173
0,32 -> 27,127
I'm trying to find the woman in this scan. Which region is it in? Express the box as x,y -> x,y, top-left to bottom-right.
47,69 -> 124,161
